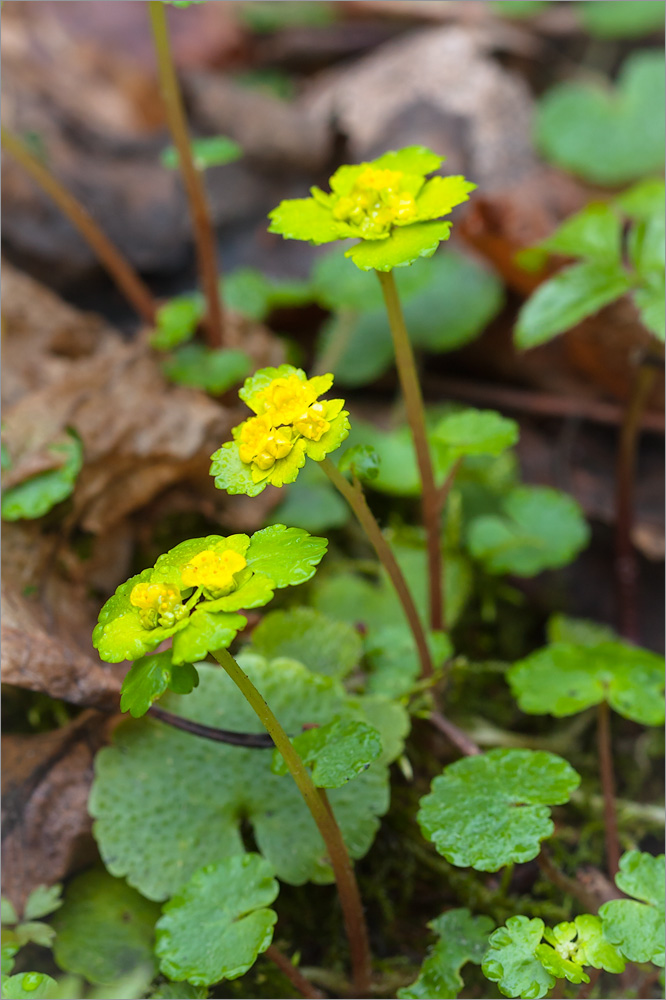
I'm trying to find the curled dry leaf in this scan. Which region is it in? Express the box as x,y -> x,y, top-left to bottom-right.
1,711 -> 114,912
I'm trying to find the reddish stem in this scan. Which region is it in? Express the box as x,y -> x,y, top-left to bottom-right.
597,700 -> 620,877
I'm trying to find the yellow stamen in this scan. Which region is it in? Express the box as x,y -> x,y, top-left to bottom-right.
181,549 -> 247,596
130,582 -> 185,629
333,166 -> 417,236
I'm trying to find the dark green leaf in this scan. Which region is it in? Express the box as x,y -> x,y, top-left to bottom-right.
161,136 -> 242,171
52,869 -> 160,985
151,295 -> 203,351
156,855 -> 278,986
418,749 -> 580,871
250,607 -> 362,679
535,52 -> 666,185
162,345 -> 252,395
1,430 -> 83,521
398,908 -> 494,999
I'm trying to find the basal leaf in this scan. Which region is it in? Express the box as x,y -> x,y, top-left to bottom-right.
398,908 -> 494,999
90,658 -> 403,899
491,1 -> 549,18
150,984 -> 208,999
155,855 -> 278,986
1,974 -> 59,1000
162,345 -> 252,395
151,294 -> 203,351
432,409 -> 519,460
467,485 -> 589,575
51,869 -> 160,985
535,51 -> 666,185
224,268 -> 311,322
312,245 -> 430,311
482,916 -> 555,1000
600,851 -> 665,966
273,717 -> 382,787
546,614 -> 616,647
245,524 -> 327,587
250,607 -> 362,679
509,641 -> 665,724
365,625 -> 452,698
514,260 -> 631,349
418,748 -> 580,871
346,221 -> 452,271
1,430 -> 83,522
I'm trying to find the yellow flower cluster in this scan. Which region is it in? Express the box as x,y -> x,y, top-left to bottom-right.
238,374 -> 331,472
130,582 -> 186,630
181,549 -> 247,596
332,167 -> 417,237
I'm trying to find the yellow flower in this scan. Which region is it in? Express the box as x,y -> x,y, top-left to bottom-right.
130,582 -> 185,630
332,166 -> 417,237
257,374 -> 318,426
181,548 -> 247,596
238,417 -> 296,470
294,402 -> 331,442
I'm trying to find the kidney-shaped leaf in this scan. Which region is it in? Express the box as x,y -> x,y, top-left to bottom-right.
509,641 -> 665,724
249,607 -> 362,679
398,908 -> 495,999
432,409 -> 519,460
600,851 -> 665,966
90,657 -> 406,900
156,855 -> 278,986
418,749 -> 580,871
1,974 -> 59,1000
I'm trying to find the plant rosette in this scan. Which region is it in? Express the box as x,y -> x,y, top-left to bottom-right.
92,525 -> 327,664
210,365 -> 350,496
268,146 -> 476,271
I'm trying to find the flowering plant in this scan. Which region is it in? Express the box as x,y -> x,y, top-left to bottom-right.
268,145 -> 475,271
210,365 -> 350,496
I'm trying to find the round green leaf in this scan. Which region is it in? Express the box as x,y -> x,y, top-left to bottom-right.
432,409 -> 519,459
398,908 -> 494,999
346,221 -> 453,272
482,916 -> 555,1000
245,524 -> 328,587
1,974 -> 58,1000
90,658 -> 404,899
156,855 -> 278,986
272,717 -> 382,788
467,485 -> 589,575
250,607 -> 362,679
579,1 -> 665,39
312,245 -> 430,311
509,641 -> 665,724
365,625 -> 452,698
151,294 -> 203,351
162,346 -> 252,396
1,430 -> 83,522
600,851 -> 665,966
418,748 -> 580,871
51,869 -> 160,985
535,52 -> 666,186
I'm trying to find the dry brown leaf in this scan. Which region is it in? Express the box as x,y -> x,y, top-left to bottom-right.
1,711 -> 114,911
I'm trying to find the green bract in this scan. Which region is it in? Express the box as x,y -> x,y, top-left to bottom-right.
398,908 -> 494,1000
90,657 -> 409,899
417,748 -> 580,871
268,146 -> 475,271
210,365 -> 350,496
600,851 -> 665,966
508,641 -> 665,724
155,855 -> 278,986
92,525 -> 327,664
120,651 -> 200,718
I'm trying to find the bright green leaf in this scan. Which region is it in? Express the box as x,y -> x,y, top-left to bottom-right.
245,524 -> 327,587
616,178 -> 666,220
418,748 -> 580,871
346,221 -> 452,272
161,136 -> 242,171
90,658 -> 405,898
398,908 -> 494,999
633,278 -> 666,341
151,295 -> 203,351
162,345 -> 252,395
482,916 -> 555,1000
268,198 -> 353,245
156,855 -> 278,986
515,260 -> 631,349
120,651 -> 199,718
0,942 -> 17,978
546,614 -> 616,646
579,1 -> 665,38
1,430 -> 83,522
23,885 -> 62,921
467,485 -> 589,575
491,1 -> 549,19
365,625 -> 452,698
250,607 -> 362,679
272,717 -> 382,787
600,851 -> 665,966
52,869 -> 160,985
538,202 -> 623,264
535,52 -> 666,185
1,974 -> 59,1000
432,409 -> 519,459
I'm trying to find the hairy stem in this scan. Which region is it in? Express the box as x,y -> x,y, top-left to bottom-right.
597,700 -> 620,876
1,126 -> 157,327
265,946 -> 325,999
321,457 -> 434,678
376,270 -> 444,630
212,648 -> 372,997
148,1 -> 224,348
615,360 -> 657,642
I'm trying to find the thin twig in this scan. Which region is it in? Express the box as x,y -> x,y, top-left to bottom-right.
265,945 -> 325,999
429,710 -> 481,756
1,126 -> 157,327
597,700 -> 620,876
615,359 -> 658,642
148,1 -> 225,347
537,850 -> 601,914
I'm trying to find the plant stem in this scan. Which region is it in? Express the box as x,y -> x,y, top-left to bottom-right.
615,359 -> 657,642
1,126 -> 157,327
376,270 -> 444,631
149,704 -> 274,747
148,0 -> 224,348
429,710 -> 481,757
265,945 -> 325,999
537,850 -> 601,913
577,967 -> 601,999
212,647 -> 372,997
321,457 -> 434,679
436,457 -> 462,514
597,700 -> 620,876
